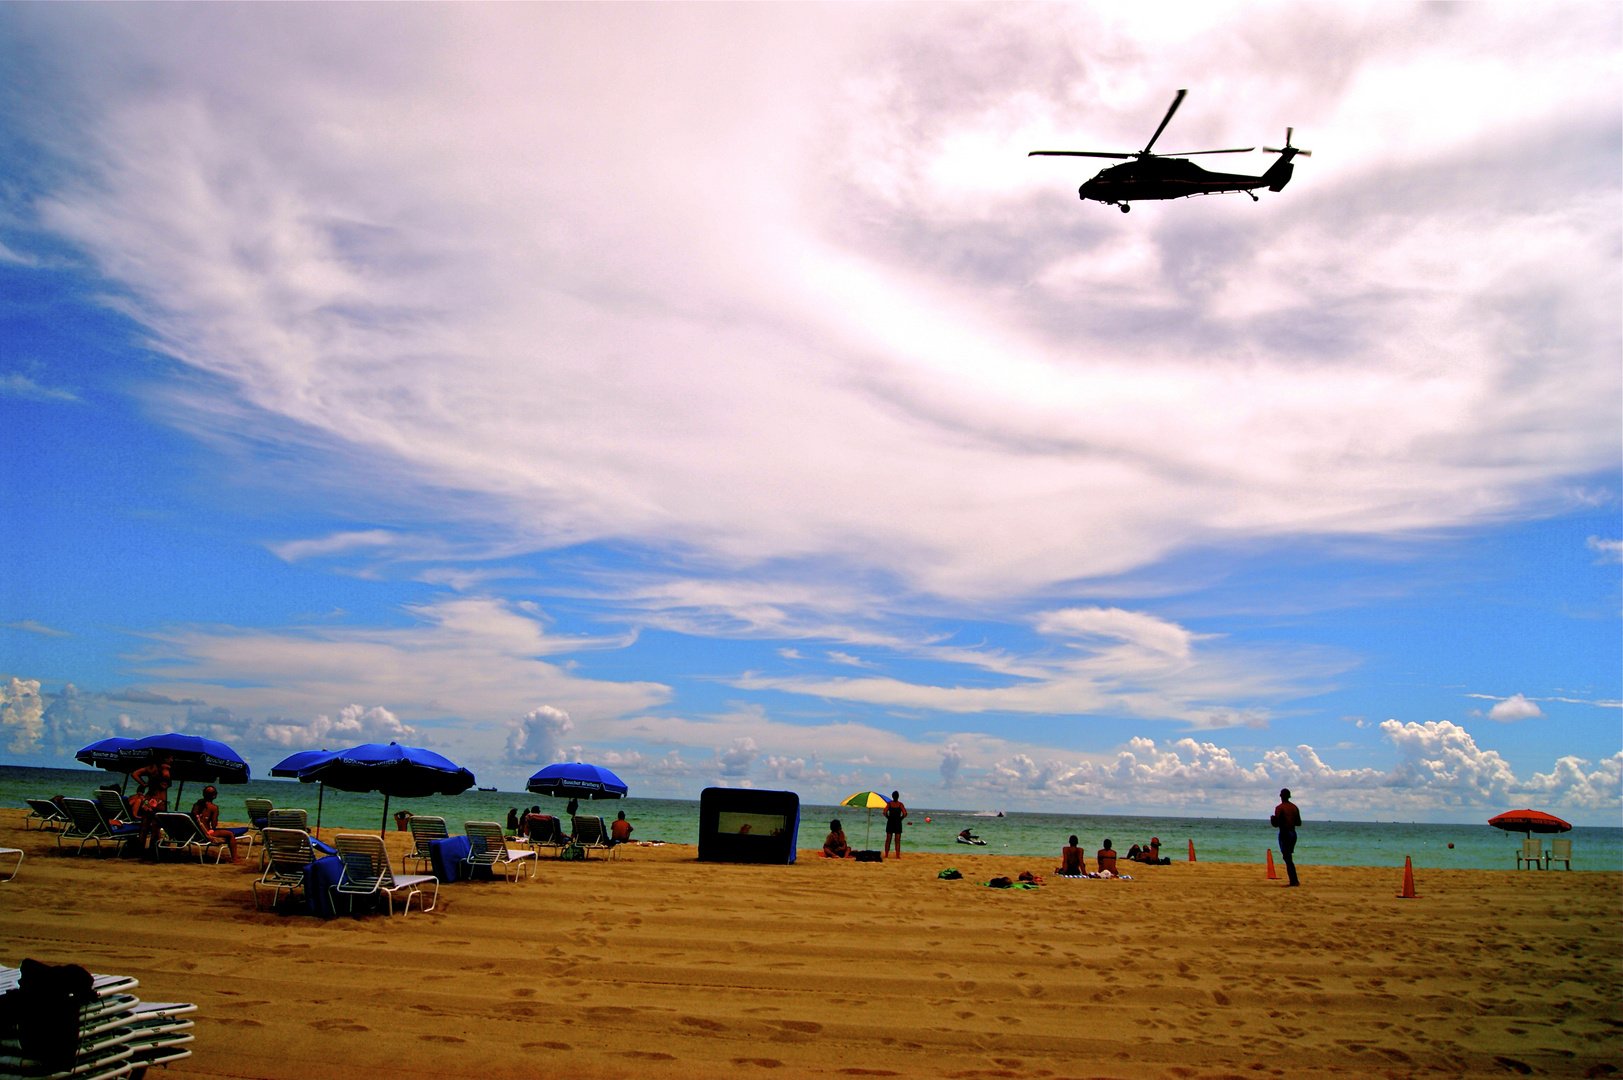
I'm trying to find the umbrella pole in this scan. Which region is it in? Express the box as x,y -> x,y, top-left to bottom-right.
380,793 -> 390,839
174,780 -> 185,811
866,806 -> 873,849
316,782 -> 325,836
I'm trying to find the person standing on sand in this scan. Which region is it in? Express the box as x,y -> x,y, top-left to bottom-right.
1270,788 -> 1302,886
883,790 -> 907,858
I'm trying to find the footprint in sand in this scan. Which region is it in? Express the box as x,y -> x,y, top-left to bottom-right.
418,1035 -> 465,1044
776,1021 -> 822,1034
308,1019 -> 368,1032
512,988 -> 536,998
731,1059 -> 785,1069
521,1041 -> 572,1051
681,1017 -> 726,1031
618,1051 -> 676,1061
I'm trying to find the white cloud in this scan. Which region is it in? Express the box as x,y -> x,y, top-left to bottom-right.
715,737 -> 760,777
1586,536 -> 1622,564
1486,694 -> 1544,722
10,4 -> 1614,605
125,596 -> 669,730
0,373 -> 78,402
241,703 -> 413,751
505,705 -> 574,765
1034,606 -> 1196,660
1,678 -> 45,754
6,620 -> 69,637
964,719 -> 1619,815
268,530 -> 398,562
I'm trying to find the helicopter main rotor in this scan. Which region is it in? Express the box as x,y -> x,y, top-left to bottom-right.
1028,88 -> 1255,161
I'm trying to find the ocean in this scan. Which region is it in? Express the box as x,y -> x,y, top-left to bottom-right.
5,764 -> 1618,871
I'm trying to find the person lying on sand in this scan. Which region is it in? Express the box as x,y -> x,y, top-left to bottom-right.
823,819 -> 852,858
1057,835 -> 1084,875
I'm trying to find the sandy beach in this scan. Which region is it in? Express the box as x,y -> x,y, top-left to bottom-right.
2,808 -> 1618,1080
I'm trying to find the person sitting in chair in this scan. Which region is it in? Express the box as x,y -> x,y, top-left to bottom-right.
1057,835 -> 1084,875
823,819 -> 852,858
191,786 -> 240,862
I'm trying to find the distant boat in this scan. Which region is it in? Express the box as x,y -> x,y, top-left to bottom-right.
477,786 -> 498,792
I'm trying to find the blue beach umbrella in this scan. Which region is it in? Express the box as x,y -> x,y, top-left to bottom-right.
118,732 -> 251,808
270,749 -> 337,833
525,762 -> 628,801
298,742 -> 476,837
75,737 -> 138,793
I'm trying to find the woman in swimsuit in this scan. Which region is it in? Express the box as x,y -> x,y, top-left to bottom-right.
129,756 -> 173,858
823,819 -> 851,858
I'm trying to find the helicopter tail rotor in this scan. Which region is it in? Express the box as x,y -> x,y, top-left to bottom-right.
1263,127 -> 1312,158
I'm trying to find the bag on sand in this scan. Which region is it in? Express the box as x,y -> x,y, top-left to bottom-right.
559,843 -> 585,861
854,850 -> 882,862
937,868 -> 963,880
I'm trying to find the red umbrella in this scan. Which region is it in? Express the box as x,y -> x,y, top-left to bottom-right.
1487,809 -> 1572,837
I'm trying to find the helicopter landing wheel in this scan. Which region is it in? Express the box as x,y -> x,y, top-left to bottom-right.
1119,203 -> 1131,213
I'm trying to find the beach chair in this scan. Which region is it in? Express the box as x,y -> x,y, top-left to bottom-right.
570,815 -> 617,859
1547,837 -> 1572,870
520,814 -> 568,857
331,834 -> 438,917
0,847 -> 20,882
254,828 -> 319,910
57,797 -> 140,855
405,816 -> 449,875
24,798 -> 70,831
243,797 -> 273,845
266,808 -> 309,832
96,787 -> 132,821
154,813 -> 233,864
1516,837 -> 1545,870
245,797 -> 273,829
463,821 -> 537,882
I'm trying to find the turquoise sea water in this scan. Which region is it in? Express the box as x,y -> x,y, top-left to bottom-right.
5,764 -> 1618,871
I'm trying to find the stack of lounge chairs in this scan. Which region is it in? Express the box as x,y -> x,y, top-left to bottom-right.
0,961 -> 196,1080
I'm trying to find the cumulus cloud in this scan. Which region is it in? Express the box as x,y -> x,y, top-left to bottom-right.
505,705 -> 574,765
965,719 -> 1619,815
1,678 -> 45,754
715,737 -> 760,777
939,741 -> 964,787
233,703 -> 413,750
1486,694 -> 1544,722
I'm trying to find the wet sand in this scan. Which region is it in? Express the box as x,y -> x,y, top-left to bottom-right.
2,808 -> 1618,1079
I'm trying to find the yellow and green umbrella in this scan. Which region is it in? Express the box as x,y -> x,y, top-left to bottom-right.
841,790 -> 889,849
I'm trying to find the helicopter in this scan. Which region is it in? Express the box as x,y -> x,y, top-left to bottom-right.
1029,90 -> 1309,212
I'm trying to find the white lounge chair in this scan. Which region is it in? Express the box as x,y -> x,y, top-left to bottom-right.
1548,837 -> 1572,870
0,847 -> 20,882
24,798 -> 70,831
463,821 -> 537,882
522,814 -> 569,857
254,828 -> 318,910
58,797 -> 140,855
405,816 -> 449,875
331,834 -> 438,916
266,808 -> 309,832
570,815 -> 617,859
1516,837 -> 1545,870
155,812 -> 233,864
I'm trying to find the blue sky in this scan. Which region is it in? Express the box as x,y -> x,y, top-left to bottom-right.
1,3 -> 1618,823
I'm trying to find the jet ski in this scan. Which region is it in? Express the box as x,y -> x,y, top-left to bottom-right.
956,831 -> 987,846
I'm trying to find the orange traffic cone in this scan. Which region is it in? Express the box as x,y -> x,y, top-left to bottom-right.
1266,849 -> 1277,879
1188,839 -> 1196,862
1397,855 -> 1418,898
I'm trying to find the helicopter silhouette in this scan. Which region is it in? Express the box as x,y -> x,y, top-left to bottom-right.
1029,90 -> 1309,212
